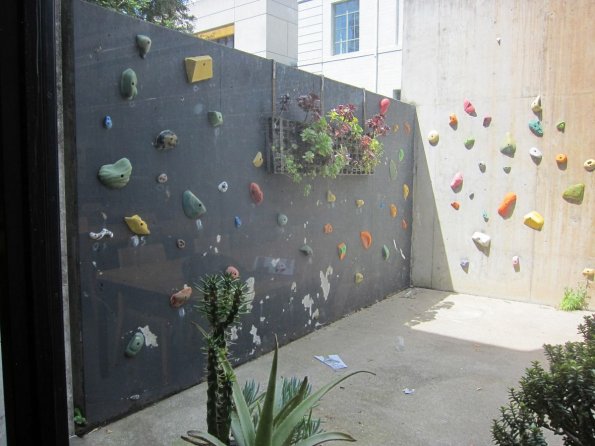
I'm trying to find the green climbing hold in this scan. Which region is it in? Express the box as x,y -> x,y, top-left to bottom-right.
464,137 -> 475,149
562,183 -> 585,204
125,332 -> 145,357
528,119 -> 543,137
556,121 -> 566,132
389,159 -> 397,180
399,149 -> 405,162
183,190 -> 207,219
300,245 -> 313,256
208,111 -> 223,127
120,68 -> 138,100
97,158 -> 132,189
503,166 -> 512,174
500,132 -> 516,157
277,213 -> 288,226
382,245 -> 390,260
136,34 -> 152,58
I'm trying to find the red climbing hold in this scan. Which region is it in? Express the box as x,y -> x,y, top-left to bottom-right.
360,231 -> 372,249
379,98 -> 391,115
250,182 -> 263,204
463,99 -> 476,115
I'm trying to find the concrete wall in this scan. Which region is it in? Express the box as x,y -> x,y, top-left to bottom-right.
298,0 -> 403,96
71,0 -> 414,429
405,0 -> 594,307
190,0 -> 298,65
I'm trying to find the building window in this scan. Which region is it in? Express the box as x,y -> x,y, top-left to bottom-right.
333,0 -> 359,55
195,24 -> 235,49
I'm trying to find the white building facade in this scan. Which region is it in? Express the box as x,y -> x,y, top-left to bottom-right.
189,0 -> 298,66
297,0 -> 404,97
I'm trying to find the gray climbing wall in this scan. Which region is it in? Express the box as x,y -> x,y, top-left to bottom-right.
69,0 -> 415,429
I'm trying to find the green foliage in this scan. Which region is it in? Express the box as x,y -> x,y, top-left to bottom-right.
492,314 -> 595,445
182,339 -> 373,446
193,273 -> 251,445
73,408 -> 87,426
89,0 -> 195,32
560,284 -> 589,311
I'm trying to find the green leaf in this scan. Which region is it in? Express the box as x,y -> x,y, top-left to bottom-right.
272,370 -> 374,445
273,377 -> 309,427
254,339 -> 279,446
293,431 -> 357,446
182,430 -> 228,446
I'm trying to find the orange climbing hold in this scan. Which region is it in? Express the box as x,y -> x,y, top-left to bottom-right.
337,242 -> 347,260
249,182 -> 263,204
497,192 -> 517,218
556,153 -> 568,165
323,223 -> 333,234
390,204 -> 398,218
360,231 -> 372,249
451,201 -> 460,210
401,219 -> 408,230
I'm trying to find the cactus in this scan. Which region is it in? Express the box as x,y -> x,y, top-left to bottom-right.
194,273 -> 250,445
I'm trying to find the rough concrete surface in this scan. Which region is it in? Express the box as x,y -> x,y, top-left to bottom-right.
70,288 -> 591,446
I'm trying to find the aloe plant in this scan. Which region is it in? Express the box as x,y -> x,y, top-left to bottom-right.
182,339 -> 373,446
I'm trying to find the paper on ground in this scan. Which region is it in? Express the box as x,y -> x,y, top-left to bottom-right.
314,354 -> 347,370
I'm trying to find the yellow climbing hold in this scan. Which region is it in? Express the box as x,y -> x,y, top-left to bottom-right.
184,55 -> 213,83
355,199 -> 365,208
403,184 -> 410,200
252,151 -> 263,167
523,211 -> 544,230
124,214 -> 150,235
354,272 -> 364,284
327,190 -> 336,203
390,204 -> 398,218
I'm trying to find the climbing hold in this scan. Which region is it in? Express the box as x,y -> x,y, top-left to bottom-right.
253,152 -> 264,167
460,259 -> 470,270
195,219 -> 203,231
184,55 -> 213,83
390,204 -> 398,218
323,223 -> 333,234
556,121 -> 566,132
556,154 -> 568,166
103,115 -> 113,129
584,159 -> 595,172
124,215 -> 150,235
300,245 -> 313,256
120,68 -> 138,100
155,130 -> 178,150
401,219 -> 408,230
399,148 -> 405,162
234,216 -> 242,228
463,99 -> 476,115
498,192 -> 517,218
529,147 -> 543,162
389,159 -> 397,180
218,181 -> 229,193
451,201 -> 460,210
355,199 -> 365,208
428,130 -> 439,146
450,172 -> 463,191
562,183 -> 585,204
277,214 -> 288,226
354,273 -> 364,284
404,122 -> 411,134
503,166 -> 512,174
176,239 -> 186,249
449,113 -> 458,128
157,173 -> 168,183
337,242 -> 347,260
528,119 -> 543,137
500,132 -> 516,157
478,162 -> 486,173
89,228 -> 114,240
136,34 -> 152,58
531,95 -> 542,113
249,182 -> 263,204
226,266 -> 239,279
582,268 -> 594,280
392,124 -> 399,133
403,184 -> 410,200
469,192 -> 475,200
360,231 -> 372,249
512,256 -> 520,268
98,158 -> 132,189
471,231 -> 491,248
464,138 -> 475,149
382,245 -> 390,260
379,98 -> 390,115
483,116 -> 492,127
482,210 -> 489,221
125,332 -> 145,357
327,190 -> 336,203
208,111 -> 223,127
183,190 -> 207,219
170,285 -> 192,308
523,211 -> 544,230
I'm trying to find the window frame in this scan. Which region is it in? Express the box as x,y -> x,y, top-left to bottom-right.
332,0 -> 359,55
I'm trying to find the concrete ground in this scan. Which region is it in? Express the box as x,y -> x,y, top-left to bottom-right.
70,288 -> 591,446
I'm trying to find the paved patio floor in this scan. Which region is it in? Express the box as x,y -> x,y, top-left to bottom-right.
70,288 -> 591,446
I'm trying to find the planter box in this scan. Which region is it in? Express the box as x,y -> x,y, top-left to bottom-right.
266,117 -> 375,176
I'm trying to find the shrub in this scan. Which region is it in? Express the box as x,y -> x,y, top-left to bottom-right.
560,284 -> 589,311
